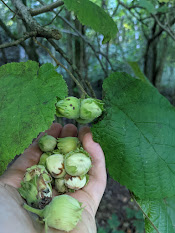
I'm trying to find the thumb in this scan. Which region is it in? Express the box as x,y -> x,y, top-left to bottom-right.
82,132 -> 106,183
79,127 -> 107,197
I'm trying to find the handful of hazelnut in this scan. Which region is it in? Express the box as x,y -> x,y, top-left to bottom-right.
18,134 -> 92,232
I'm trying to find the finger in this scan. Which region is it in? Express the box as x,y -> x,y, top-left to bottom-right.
10,123 -> 62,171
79,127 -> 106,181
59,124 -> 78,138
78,126 -> 90,142
78,127 -> 107,210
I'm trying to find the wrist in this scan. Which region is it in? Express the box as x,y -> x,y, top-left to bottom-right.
74,209 -> 97,233
0,182 -> 39,233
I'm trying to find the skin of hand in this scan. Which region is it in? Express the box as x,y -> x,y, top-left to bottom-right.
0,123 -> 107,233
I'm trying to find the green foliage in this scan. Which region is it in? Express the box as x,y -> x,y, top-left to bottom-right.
108,214 -> 121,231
0,61 -> 68,175
137,197 -> 175,232
98,210 -> 144,233
97,227 -> 106,233
125,207 -> 143,219
125,207 -> 145,233
62,0 -> 118,43
92,72 -> 175,199
97,214 -> 124,233
133,220 -> 145,233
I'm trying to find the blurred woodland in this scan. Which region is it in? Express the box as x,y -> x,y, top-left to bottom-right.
0,0 -> 175,232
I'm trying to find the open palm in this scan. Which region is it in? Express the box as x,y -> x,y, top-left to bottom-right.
0,123 -> 106,233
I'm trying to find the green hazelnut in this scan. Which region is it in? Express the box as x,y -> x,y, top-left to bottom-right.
64,148 -> 92,176
46,154 -> 66,178
18,175 -> 52,209
38,134 -> 57,152
23,165 -> 51,182
20,165 -> 52,208
56,96 -> 80,119
23,195 -> 83,232
57,137 -> 80,154
38,153 -> 51,167
79,98 -> 104,121
55,178 -> 67,193
64,174 -> 88,190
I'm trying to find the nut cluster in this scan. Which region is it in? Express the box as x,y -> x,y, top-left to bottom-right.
56,96 -> 104,123
39,134 -> 92,194
18,134 -> 92,232
18,96 -> 104,232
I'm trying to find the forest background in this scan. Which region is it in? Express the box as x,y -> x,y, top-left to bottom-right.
0,0 -> 175,232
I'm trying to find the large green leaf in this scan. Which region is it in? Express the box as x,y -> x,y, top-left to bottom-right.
62,0 -> 118,43
0,61 -> 68,175
92,72 -> 175,199
137,197 -> 175,233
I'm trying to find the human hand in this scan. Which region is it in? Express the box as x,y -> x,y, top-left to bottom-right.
0,123 -> 107,233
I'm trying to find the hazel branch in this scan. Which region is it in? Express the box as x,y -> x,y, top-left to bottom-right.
11,0 -> 62,40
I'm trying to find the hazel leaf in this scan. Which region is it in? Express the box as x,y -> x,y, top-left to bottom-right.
63,0 -> 118,43
0,61 -> 68,175
92,72 -> 175,199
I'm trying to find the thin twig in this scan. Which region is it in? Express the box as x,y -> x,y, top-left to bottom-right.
118,0 -> 142,21
118,0 -> 144,10
111,2 -> 120,17
30,0 -> 64,16
0,0 -> 16,14
34,38 -> 88,96
152,14 -> 175,41
150,17 -> 175,42
0,18 -> 38,60
58,15 -> 108,75
35,0 -> 110,74
33,38 -> 60,65
0,31 -> 37,49
118,0 -> 148,26
0,18 -> 16,39
48,39 -> 96,98
44,6 -> 64,26
33,0 -> 112,73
